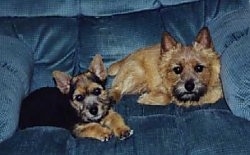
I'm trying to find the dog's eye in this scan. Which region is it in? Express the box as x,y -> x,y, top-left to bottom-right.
173,66 -> 183,74
92,88 -> 102,96
75,95 -> 85,102
194,65 -> 204,73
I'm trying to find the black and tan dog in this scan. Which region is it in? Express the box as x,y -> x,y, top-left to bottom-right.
19,54 -> 133,142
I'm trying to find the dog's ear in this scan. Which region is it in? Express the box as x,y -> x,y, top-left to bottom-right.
194,27 -> 213,49
161,32 -> 177,53
52,71 -> 72,94
88,54 -> 107,81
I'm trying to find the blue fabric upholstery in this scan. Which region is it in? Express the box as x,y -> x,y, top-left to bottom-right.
13,18 -> 79,91
209,9 -> 250,120
79,10 -> 163,81
0,0 -> 200,17
1,100 -> 250,155
0,0 -> 250,154
0,35 -> 33,142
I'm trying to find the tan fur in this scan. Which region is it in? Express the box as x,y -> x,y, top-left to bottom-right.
73,123 -> 112,142
101,109 -> 132,139
109,27 -> 223,107
73,109 -> 132,141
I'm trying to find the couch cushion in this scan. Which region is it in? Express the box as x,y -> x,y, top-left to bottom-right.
209,9 -> 250,120
80,0 -> 201,16
0,0 -> 79,17
0,35 -> 33,142
0,0 -> 200,17
0,127 -> 75,154
1,105 -> 250,155
13,18 -> 78,91
114,95 -> 228,118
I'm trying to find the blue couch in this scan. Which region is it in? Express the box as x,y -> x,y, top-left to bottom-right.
1,0 -> 250,154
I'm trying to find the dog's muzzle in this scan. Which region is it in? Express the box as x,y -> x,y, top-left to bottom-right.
173,79 -> 207,102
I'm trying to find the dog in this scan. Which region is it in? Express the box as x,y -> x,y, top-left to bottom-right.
108,27 -> 223,107
19,54 -> 133,142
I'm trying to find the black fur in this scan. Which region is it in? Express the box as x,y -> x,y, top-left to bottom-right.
83,70 -> 106,88
19,70 -> 110,132
19,87 -> 82,130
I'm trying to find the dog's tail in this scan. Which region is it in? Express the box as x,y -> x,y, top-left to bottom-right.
108,59 -> 125,76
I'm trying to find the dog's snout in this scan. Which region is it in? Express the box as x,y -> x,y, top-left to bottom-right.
185,79 -> 195,92
89,106 -> 98,116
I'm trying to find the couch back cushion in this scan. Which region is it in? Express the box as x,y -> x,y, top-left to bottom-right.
0,0 -> 246,90
11,18 -> 78,91
0,0 -> 199,17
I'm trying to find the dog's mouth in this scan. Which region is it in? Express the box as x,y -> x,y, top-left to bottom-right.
85,112 -> 107,122
79,104 -> 110,123
173,85 -> 207,102
175,92 -> 201,102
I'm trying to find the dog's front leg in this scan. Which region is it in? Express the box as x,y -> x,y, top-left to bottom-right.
73,123 -> 113,142
101,109 -> 133,140
137,91 -> 172,105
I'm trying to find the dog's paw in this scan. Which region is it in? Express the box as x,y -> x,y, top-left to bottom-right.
138,93 -> 149,104
138,93 -> 171,105
114,126 -> 133,140
137,93 -> 155,105
119,129 -> 134,140
97,127 -> 113,142
108,89 -> 122,104
73,123 -> 114,142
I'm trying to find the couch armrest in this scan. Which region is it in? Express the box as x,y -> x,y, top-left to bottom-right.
0,35 -> 33,142
210,9 -> 250,120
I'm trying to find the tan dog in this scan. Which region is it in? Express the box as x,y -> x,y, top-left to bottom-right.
108,27 -> 222,107
19,54 -> 133,142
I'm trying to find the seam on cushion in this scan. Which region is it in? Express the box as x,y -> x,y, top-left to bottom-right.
184,108 -> 232,116
223,27 -> 249,51
160,0 -> 200,6
0,62 -> 18,74
159,7 -> 167,31
208,7 -> 249,26
11,22 -> 36,58
78,0 -> 82,16
178,115 -> 187,154
205,0 -> 220,25
73,17 -> 81,75
203,0 -> 206,25
80,1 -> 161,17
130,114 -> 176,119
154,0 -> 162,6
129,109 -> 231,119
207,8 -> 250,33
219,27 -> 250,57
0,61 -> 29,94
208,9 -> 250,56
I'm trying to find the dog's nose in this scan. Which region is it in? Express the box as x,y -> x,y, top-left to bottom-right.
89,106 -> 98,115
185,80 -> 195,92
